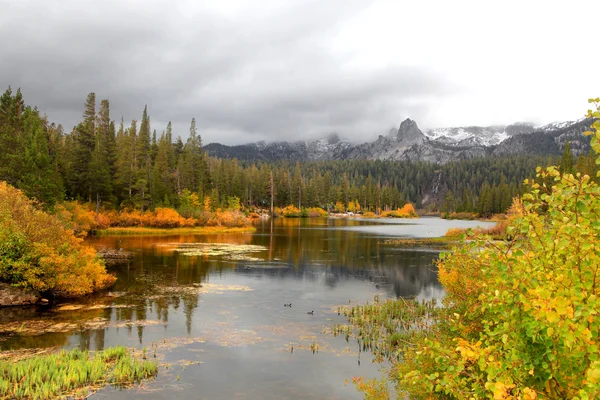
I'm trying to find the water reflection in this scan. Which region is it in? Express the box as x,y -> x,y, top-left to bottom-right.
0,218 -> 448,350
0,217 -> 485,399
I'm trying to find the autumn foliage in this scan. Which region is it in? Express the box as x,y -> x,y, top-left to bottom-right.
344,101 -> 600,399
380,203 -> 418,218
274,205 -> 328,218
55,201 -> 252,232
0,182 -> 115,297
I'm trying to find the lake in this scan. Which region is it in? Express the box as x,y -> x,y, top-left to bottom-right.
0,217 -> 494,399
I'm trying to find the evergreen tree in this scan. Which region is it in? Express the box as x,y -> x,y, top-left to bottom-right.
560,141 -> 574,174
135,106 -> 151,209
89,99 -> 115,206
72,92 -> 96,201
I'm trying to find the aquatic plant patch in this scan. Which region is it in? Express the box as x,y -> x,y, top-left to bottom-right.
0,317 -> 165,338
0,346 -> 157,399
159,243 -> 267,261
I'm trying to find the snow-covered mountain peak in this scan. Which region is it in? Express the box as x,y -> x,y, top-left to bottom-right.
424,122 -> 535,147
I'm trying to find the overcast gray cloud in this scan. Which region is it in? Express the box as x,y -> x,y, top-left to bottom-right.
1,0 -> 599,144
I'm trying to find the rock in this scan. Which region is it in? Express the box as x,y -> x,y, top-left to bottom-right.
97,248 -> 134,265
0,283 -> 41,307
396,118 -> 426,146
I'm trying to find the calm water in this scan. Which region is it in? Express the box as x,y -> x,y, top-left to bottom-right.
0,217 -> 493,399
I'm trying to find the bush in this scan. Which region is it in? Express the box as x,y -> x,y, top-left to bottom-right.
54,201 -> 98,237
344,100 -> 600,399
305,207 -> 328,217
380,203 -> 418,218
0,182 -> 115,297
93,207 -> 251,229
441,211 -> 478,220
281,205 -> 302,217
444,220 -> 508,239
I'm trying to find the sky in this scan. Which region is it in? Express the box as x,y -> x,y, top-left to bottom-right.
1,0 -> 599,144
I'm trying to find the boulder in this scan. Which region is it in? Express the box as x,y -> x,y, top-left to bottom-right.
0,282 -> 40,307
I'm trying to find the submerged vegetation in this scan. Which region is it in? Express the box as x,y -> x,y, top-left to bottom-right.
341,100 -> 600,399
0,346 -> 157,399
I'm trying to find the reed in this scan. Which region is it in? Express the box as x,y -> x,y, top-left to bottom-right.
334,296 -> 439,362
0,346 -> 157,399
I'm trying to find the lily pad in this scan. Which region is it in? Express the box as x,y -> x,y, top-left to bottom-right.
158,243 -> 267,261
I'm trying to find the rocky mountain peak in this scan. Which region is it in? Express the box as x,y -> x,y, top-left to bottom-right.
397,118 -> 426,145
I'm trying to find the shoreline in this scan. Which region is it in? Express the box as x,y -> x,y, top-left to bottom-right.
94,226 -> 256,236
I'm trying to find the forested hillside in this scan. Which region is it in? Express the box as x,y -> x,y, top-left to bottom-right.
2,87 -> 597,215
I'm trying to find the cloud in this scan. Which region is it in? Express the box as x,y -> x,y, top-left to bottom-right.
1,0 -> 599,144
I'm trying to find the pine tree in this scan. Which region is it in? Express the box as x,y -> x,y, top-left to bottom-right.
135,106 -> 151,209
560,141 -> 574,174
72,93 -> 96,202
89,99 -> 115,207
179,118 -> 210,196
115,119 -> 137,207
151,132 -> 175,206
19,107 -> 64,204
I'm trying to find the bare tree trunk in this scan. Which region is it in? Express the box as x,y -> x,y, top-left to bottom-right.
270,171 -> 274,216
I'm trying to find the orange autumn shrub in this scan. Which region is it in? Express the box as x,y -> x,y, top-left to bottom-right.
94,209 -> 116,229
444,221 -> 508,239
0,182 -> 115,297
305,207 -> 328,217
54,201 -> 98,237
381,203 -> 418,218
150,207 -> 189,228
92,207 -> 251,229
212,210 -> 252,227
399,203 -> 418,217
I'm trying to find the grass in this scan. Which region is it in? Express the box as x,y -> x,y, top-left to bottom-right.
379,237 -> 452,249
0,346 -> 157,399
334,296 -> 438,362
96,226 -> 256,236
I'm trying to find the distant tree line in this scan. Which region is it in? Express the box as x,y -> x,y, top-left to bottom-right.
1,87 -> 596,215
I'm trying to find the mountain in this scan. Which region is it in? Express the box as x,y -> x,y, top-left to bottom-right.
424,123 -> 535,147
205,118 -> 595,163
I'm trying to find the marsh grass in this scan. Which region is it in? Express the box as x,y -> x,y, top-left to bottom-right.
379,237 -> 452,249
0,346 -> 157,399
334,296 -> 438,362
96,226 -> 255,236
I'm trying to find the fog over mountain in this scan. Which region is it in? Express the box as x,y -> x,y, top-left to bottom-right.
1,0 -> 599,145
205,118 -> 595,164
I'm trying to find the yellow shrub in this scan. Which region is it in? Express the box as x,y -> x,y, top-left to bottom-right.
380,203 -> 418,218
0,182 -> 115,297
282,205 -> 302,217
54,201 -> 98,237
305,207 -> 328,217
